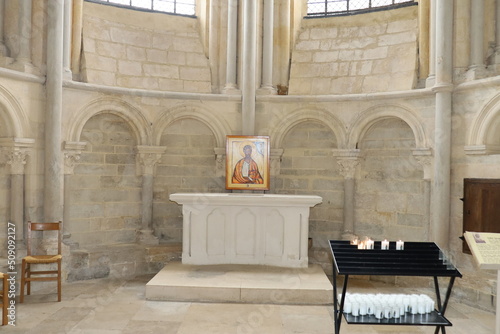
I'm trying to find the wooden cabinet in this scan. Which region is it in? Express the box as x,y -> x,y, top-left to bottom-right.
462,179 -> 500,253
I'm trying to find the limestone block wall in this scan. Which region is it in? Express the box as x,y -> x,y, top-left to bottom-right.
288,5 -> 418,95
153,118 -> 222,242
81,2 -> 211,93
69,113 -> 142,247
275,121 -> 343,249
357,118 -> 427,241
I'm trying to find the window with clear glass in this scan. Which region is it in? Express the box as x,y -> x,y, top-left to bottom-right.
88,0 -> 196,16
307,0 -> 415,17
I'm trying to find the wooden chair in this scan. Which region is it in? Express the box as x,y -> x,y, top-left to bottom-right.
0,273 -> 8,325
20,221 -> 62,303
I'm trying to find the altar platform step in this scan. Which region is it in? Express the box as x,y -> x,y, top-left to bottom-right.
145,261 -> 333,305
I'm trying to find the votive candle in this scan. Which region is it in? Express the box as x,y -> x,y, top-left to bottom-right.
381,239 -> 389,250
396,240 -> 404,250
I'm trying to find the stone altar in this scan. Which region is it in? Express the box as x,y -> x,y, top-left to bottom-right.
169,193 -> 322,268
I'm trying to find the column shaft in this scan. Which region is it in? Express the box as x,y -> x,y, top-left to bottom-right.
342,178 -> 355,238
0,0 -> 7,55
209,0 -> 220,92
242,0 -> 256,135
426,0 -> 436,86
63,0 -> 73,78
11,174 -> 23,241
260,0 -> 274,92
431,0 -> 454,250
17,0 -> 32,62
141,174 -> 154,231
470,0 -> 485,68
44,0 -> 64,222
223,0 -> 238,91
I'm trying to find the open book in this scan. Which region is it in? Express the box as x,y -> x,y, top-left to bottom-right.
463,231 -> 500,270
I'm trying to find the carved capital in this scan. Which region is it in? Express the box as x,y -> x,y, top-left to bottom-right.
413,148 -> 433,180
7,149 -> 29,174
64,141 -> 87,175
214,147 -> 226,178
136,146 -> 166,176
270,148 -> 284,176
333,149 -> 361,179
0,138 -> 35,175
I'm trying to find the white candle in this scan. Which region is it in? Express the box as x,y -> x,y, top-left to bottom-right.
366,239 -> 374,249
358,241 -> 365,249
381,239 -> 389,250
396,240 -> 404,250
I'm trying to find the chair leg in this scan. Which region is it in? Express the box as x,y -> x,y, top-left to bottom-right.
26,264 -> 31,296
20,260 -> 25,303
2,274 -> 7,325
57,260 -> 61,302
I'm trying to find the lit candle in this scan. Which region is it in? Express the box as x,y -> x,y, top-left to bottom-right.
396,240 -> 404,250
358,241 -> 365,249
350,237 -> 359,246
366,239 -> 374,250
381,239 -> 389,250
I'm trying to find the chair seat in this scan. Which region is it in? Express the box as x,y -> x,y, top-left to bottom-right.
24,254 -> 62,264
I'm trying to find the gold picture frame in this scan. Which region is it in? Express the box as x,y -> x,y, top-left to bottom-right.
225,135 -> 270,190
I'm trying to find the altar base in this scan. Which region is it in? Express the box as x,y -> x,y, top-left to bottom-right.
145,261 -> 333,305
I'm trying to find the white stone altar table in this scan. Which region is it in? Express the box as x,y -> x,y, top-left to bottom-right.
169,193 -> 322,268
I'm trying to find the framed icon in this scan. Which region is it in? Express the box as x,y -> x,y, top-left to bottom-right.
225,135 -> 270,190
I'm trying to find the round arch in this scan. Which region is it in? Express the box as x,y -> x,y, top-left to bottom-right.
153,104 -> 232,148
66,97 -> 152,145
270,108 -> 346,149
466,93 -> 500,148
347,104 -> 428,149
0,84 -> 31,137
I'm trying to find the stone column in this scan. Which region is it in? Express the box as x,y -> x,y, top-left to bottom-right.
276,0 -> 290,93
71,0 -> 83,77
63,141 -> 86,241
11,0 -> 33,71
63,0 -> 73,79
413,148 -> 433,241
269,148 -> 283,192
242,0 -> 257,135
467,0 -> 487,80
0,138 -> 35,242
426,0 -> 436,87
44,0 -> 64,222
0,0 -> 8,56
222,0 -> 239,94
492,0 -> 500,69
136,146 -> 165,245
258,0 -> 276,95
418,0 -> 430,82
334,149 -> 361,240
431,0 -> 454,250
209,0 -> 220,92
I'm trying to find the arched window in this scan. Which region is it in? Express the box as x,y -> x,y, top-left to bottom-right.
307,0 -> 415,17
88,0 -> 196,16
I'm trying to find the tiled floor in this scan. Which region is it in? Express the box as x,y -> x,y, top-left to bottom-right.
7,273 -> 495,333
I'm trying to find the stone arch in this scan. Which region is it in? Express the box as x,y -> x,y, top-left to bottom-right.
153,104 -> 231,147
0,84 -> 31,137
66,97 -> 152,145
270,108 -> 346,149
466,93 -> 500,153
348,104 -> 428,149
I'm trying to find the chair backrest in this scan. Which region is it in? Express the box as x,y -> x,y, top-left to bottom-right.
27,221 -> 62,256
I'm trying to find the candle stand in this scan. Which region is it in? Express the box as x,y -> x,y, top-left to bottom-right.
329,240 -> 462,334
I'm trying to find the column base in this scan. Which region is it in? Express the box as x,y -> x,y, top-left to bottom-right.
137,229 -> 159,245
425,75 -> 435,88
341,231 -> 357,241
257,85 -> 277,95
222,85 -> 241,95
8,60 -> 40,75
465,65 -> 488,81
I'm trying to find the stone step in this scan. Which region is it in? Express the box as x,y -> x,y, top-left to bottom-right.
146,261 -> 333,305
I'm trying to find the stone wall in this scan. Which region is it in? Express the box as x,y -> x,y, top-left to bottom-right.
81,2 -> 211,93
289,5 -> 418,95
69,113 -> 142,247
